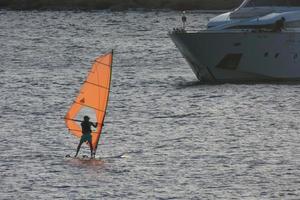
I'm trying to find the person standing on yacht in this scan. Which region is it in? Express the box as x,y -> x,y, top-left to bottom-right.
273,17 -> 286,32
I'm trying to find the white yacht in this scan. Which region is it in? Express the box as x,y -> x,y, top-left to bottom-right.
170,0 -> 300,82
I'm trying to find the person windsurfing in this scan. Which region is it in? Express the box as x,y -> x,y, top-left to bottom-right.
65,52 -> 113,158
75,116 -> 98,158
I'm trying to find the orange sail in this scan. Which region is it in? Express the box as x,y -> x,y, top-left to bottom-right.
65,51 -> 113,154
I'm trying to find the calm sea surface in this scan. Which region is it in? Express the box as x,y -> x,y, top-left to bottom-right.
0,10 -> 299,199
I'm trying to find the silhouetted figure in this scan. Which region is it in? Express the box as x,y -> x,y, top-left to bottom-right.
273,17 -> 285,32
182,11 -> 187,30
75,116 -> 97,158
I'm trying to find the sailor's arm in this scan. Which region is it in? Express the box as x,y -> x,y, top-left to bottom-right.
91,122 -> 98,128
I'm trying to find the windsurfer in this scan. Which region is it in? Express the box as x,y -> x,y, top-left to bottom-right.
75,116 -> 98,158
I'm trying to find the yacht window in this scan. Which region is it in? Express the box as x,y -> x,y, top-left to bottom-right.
245,0 -> 290,7
294,54 -> 298,59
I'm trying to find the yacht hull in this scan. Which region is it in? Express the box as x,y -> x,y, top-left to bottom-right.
170,31 -> 300,83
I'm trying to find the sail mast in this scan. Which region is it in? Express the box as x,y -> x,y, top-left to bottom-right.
93,50 -> 113,155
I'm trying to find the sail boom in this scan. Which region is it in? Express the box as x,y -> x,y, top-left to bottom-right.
67,128 -> 82,132
65,118 -> 100,124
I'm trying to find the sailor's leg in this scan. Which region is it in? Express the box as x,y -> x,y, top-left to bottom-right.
75,140 -> 84,157
89,142 -> 94,158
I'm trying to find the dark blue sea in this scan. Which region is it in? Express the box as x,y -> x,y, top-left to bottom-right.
0,10 -> 299,199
